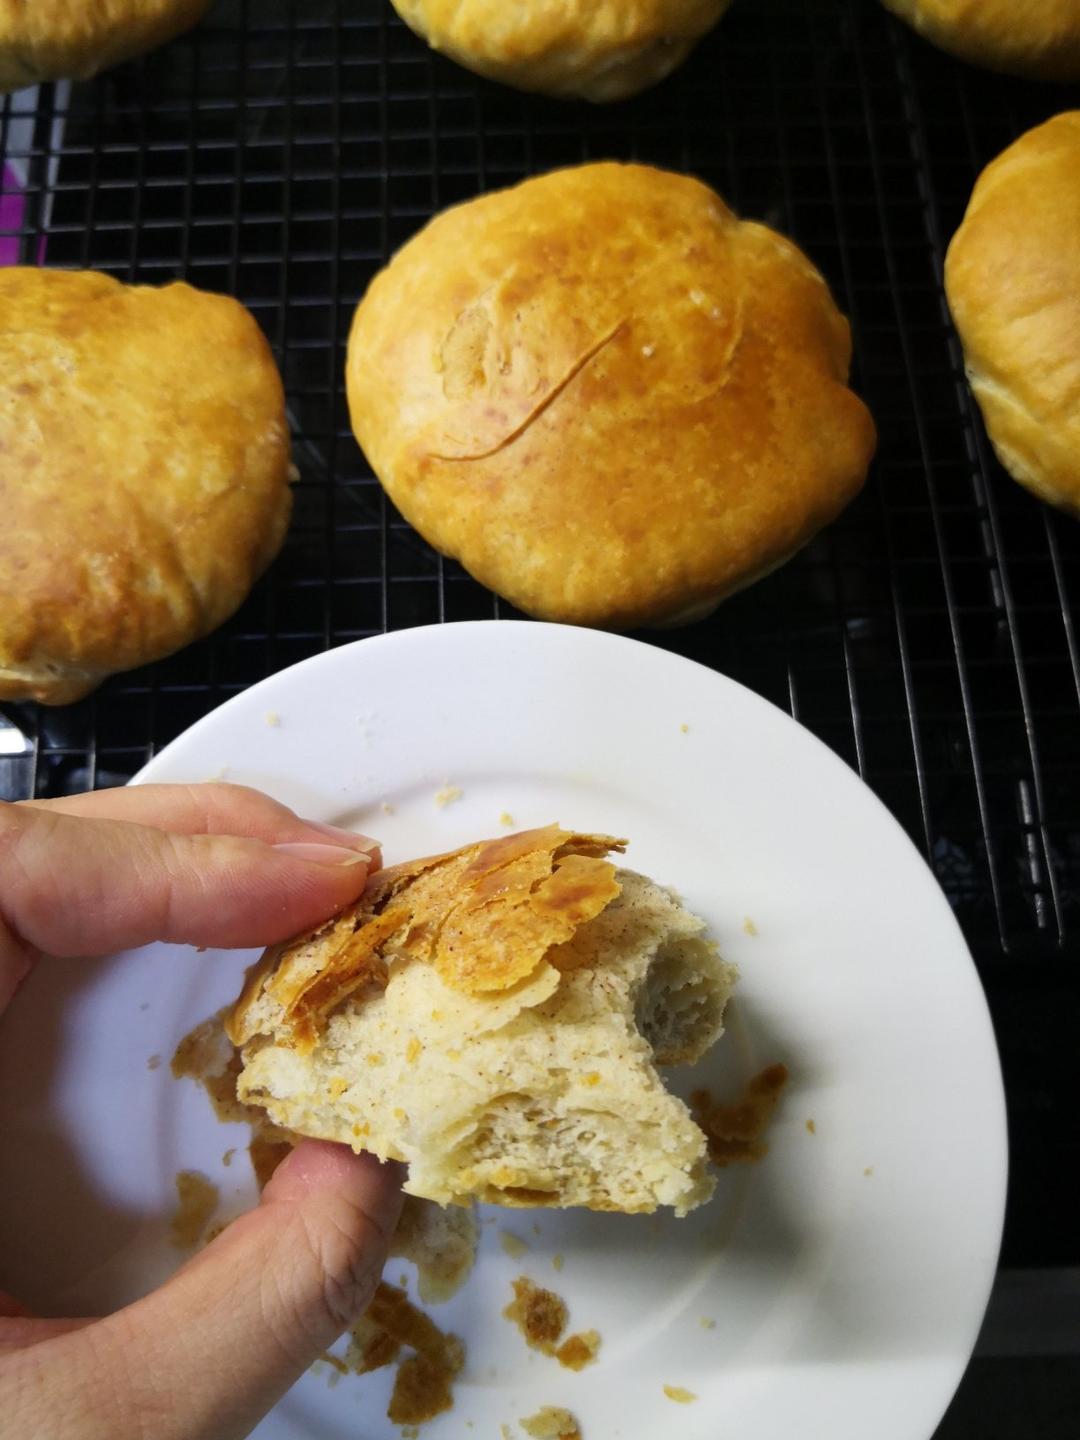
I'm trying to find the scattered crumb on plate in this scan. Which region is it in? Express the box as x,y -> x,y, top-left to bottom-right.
146,1053 -> 161,1071
381,801 -> 395,815
743,916 -> 758,936
521,1406 -> 582,1439
556,1329 -> 600,1371
504,1277 -> 568,1354
169,1171 -> 218,1249
139,1001 -> 150,1012
691,1063 -> 789,1167
500,1425 -> 515,1440
434,784 -> 463,808
552,1253 -> 565,1273
663,1385 -> 697,1404
864,1166 -> 874,1177
264,711 -> 281,728
679,723 -> 690,734
499,810 -> 515,827
806,1118 -> 816,1135
500,1229 -> 530,1259
222,1147 -> 236,1166
698,1317 -> 716,1330
532,1222 -> 543,1237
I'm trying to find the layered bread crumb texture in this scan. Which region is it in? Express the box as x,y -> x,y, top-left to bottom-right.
229,825 -> 737,1215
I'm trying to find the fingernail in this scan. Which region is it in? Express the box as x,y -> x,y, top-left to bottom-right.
273,842 -> 371,867
302,820 -> 382,852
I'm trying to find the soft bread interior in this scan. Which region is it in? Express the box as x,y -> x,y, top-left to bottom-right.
235,869 -> 736,1216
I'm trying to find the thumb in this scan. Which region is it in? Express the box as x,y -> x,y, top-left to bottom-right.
18,1142 -> 403,1440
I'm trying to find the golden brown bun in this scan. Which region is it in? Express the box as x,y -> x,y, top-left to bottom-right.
880,0 -> 1080,81
0,268 -> 291,704
390,0 -> 731,102
229,826 -> 737,1214
346,162 -> 875,630
0,0 -> 210,92
945,113 -> 1080,517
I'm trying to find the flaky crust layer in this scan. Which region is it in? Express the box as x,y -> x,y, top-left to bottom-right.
0,268 -> 291,703
0,0 -> 210,91
945,112 -> 1080,517
346,162 -> 875,630
390,0 -> 732,101
880,0 -> 1080,81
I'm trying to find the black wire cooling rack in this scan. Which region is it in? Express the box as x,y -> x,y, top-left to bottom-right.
2,0 -> 1078,1265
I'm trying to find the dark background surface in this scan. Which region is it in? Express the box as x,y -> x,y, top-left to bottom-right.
2,1 -> 1079,1431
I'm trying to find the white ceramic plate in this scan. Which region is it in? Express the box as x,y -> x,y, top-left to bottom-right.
0,622 -> 1006,1440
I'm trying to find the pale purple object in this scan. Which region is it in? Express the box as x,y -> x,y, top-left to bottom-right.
1,162 -> 26,266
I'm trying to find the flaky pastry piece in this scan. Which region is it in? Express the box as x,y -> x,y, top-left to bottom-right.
228,826 -> 736,1215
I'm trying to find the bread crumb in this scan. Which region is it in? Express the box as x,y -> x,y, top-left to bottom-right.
319,1350 -> 349,1376
663,1384 -> 697,1404
500,1230 -> 530,1259
521,1407 -> 582,1439
679,722 -> 690,734
264,711 -> 281,727
222,1147 -> 236,1166
400,1272 -> 409,1288
401,1427 -> 418,1439
691,1064 -> 788,1167
806,1118 -> 816,1135
641,343 -> 655,358
864,1166 -> 874,1177
500,1426 -> 515,1440
389,1353 -> 457,1425
406,1036 -> 423,1063
206,765 -> 230,782
381,801 -> 395,815
146,1053 -> 161,1071
742,916 -> 758,936
434,784 -> 463,808
504,1277 -> 568,1353
699,1316 -> 716,1330
532,1222 -> 543,1237
169,1171 -> 218,1248
139,1001 -> 150,1011
391,1194 -> 478,1303
552,1253 -> 564,1273
556,1329 -> 600,1371
499,810 -> 515,827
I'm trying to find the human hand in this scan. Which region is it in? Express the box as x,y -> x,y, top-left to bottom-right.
0,783 -> 404,1440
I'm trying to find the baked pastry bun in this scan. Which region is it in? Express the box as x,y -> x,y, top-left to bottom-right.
879,0 -> 1080,81
0,0 -> 210,92
945,112 -> 1080,517
389,0 -> 732,102
228,826 -> 738,1216
346,162 -> 875,629
0,268 -> 291,704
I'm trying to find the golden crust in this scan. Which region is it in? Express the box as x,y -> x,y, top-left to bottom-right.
390,0 -> 732,101
0,0 -> 210,91
227,825 -> 627,1049
0,268 -> 291,704
880,0 -> 1080,81
944,113 -> 1080,517
346,162 -> 875,630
